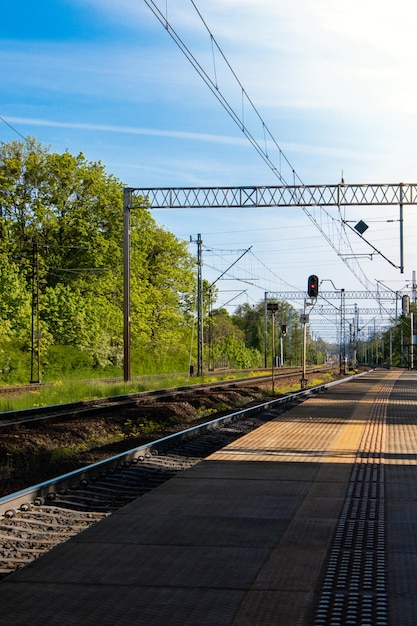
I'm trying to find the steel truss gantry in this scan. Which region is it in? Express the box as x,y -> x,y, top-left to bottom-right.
126,183 -> 417,209
264,291 -> 401,374
123,183 -> 417,380
266,290 -> 404,329
313,308 -> 396,317
266,290 -> 407,302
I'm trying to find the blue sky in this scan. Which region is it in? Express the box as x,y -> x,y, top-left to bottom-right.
2,0 -> 417,340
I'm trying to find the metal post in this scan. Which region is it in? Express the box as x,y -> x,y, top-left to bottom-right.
30,242 -> 41,384
30,248 -> 35,383
301,315 -> 307,389
267,302 -> 279,390
300,299 -> 309,389
389,329 -> 393,368
271,310 -> 275,394
196,234 -> 203,376
354,304 -> 359,368
208,290 -> 213,371
400,183 -> 404,273
401,329 -> 404,367
264,293 -> 268,368
123,189 -> 131,382
339,289 -> 346,374
35,247 -> 41,383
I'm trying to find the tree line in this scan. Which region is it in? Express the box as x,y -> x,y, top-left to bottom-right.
0,138 -> 328,384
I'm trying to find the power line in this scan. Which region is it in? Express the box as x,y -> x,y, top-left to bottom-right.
144,0 -> 298,186
0,116 -> 26,141
143,1 -> 385,291
204,245 -> 300,300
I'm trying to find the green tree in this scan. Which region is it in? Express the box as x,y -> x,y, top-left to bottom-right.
0,138 -> 198,380
207,308 -> 262,369
233,302 -> 265,351
0,254 -> 32,382
233,300 -> 302,366
0,253 -> 31,340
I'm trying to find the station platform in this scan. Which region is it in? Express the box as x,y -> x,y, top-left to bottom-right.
0,369 -> 416,625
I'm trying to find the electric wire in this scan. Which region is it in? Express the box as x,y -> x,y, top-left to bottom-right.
0,116 -> 26,141
143,0 -> 382,292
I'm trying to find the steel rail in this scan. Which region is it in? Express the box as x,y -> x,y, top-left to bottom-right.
0,366 -> 333,428
0,371 -> 361,519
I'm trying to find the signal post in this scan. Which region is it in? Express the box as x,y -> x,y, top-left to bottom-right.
301,275 -> 319,389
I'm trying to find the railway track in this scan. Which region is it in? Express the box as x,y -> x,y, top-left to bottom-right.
0,377 -> 345,581
0,366 -> 329,396
0,366 -> 334,428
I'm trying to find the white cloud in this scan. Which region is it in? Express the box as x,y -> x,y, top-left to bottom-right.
5,116 -> 249,144
2,0 -> 416,317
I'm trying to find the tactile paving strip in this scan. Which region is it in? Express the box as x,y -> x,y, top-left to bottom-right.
312,378 -> 397,626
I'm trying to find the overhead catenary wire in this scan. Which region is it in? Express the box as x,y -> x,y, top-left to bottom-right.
143,0 -> 391,292
203,246 -> 300,300
143,0 -> 297,186
0,116 -> 26,141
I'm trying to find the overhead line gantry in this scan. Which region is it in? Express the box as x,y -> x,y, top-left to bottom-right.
125,182 -> 417,209
123,182 -> 417,381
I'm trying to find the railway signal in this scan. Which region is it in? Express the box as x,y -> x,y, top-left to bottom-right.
308,275 -> 319,298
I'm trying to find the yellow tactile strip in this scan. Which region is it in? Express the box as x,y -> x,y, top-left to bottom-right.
209,373 -> 399,465
310,372 -> 401,625
232,370 -> 401,626
0,370 -> 410,626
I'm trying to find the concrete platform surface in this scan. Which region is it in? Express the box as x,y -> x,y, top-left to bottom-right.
0,369 -> 416,625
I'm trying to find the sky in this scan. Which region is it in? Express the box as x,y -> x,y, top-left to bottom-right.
2,0 -> 417,342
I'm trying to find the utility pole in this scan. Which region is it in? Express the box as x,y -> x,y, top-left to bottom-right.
301,306 -> 308,389
280,324 -> 286,367
301,275 -> 319,389
190,234 -> 204,376
341,289 -> 346,373
264,293 -> 268,368
267,302 -> 279,393
197,234 -> 203,376
123,189 -> 131,382
31,242 -> 41,384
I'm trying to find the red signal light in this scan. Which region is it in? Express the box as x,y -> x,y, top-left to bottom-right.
308,275 -> 319,298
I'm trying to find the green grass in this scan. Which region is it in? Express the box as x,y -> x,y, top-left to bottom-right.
0,369 -> 337,414
0,371 -> 262,413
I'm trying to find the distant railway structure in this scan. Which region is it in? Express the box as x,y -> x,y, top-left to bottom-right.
125,182 -> 417,209
123,183 -> 417,380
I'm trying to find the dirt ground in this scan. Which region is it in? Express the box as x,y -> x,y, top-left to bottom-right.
0,372 -> 336,497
